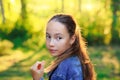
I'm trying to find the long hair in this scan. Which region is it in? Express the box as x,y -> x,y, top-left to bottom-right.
45,14 -> 96,80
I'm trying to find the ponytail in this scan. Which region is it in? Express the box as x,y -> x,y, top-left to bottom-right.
74,27 -> 96,80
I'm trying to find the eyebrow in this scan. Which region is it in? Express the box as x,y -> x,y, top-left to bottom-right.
46,32 -> 63,36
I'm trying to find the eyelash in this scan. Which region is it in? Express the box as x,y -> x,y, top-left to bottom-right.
46,35 -> 63,41
57,37 -> 62,40
46,35 -> 51,39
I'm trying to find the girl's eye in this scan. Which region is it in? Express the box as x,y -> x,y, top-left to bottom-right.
57,36 -> 62,40
46,35 -> 51,39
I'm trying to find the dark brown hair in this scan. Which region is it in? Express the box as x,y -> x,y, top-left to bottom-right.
45,14 -> 96,80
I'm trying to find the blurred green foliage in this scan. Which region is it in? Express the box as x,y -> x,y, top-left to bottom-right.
0,0 -> 120,49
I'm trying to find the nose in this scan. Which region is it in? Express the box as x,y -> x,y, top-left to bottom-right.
49,39 -> 55,47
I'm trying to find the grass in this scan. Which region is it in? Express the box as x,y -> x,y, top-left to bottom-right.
0,46 -> 120,80
88,46 -> 120,80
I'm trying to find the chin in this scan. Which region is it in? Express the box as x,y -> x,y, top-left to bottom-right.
51,54 -> 58,57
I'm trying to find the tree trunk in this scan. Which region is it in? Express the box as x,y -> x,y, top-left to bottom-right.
20,0 -> 27,19
78,0 -> 81,12
111,0 -> 120,44
0,0 -> 5,23
61,0 -> 64,12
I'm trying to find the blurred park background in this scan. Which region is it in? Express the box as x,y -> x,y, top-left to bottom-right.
0,0 -> 120,80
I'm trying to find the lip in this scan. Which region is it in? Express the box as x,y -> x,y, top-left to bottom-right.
49,49 -> 57,53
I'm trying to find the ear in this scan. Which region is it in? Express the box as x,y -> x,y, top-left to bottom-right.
70,35 -> 76,45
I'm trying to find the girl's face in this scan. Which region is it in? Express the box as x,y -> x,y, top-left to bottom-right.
46,20 -> 75,57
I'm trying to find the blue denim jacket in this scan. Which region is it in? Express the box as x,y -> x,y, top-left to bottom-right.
41,56 -> 83,80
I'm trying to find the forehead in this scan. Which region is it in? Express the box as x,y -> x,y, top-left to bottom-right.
46,21 -> 69,35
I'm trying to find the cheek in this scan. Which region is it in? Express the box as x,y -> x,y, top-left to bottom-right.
58,39 -> 71,49
57,42 -> 71,54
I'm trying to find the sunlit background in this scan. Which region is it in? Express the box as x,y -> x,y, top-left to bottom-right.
0,0 -> 120,80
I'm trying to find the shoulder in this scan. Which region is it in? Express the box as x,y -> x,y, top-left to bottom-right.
60,56 -> 83,79
53,56 -> 81,75
58,55 -> 83,75
59,56 -> 81,67
51,56 -> 83,80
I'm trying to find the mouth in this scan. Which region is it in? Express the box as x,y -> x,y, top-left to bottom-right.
49,49 -> 57,53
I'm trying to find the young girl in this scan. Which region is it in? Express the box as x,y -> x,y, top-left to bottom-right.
31,14 -> 96,80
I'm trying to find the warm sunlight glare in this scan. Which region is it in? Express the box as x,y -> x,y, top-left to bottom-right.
10,0 -> 15,4
85,3 -> 93,11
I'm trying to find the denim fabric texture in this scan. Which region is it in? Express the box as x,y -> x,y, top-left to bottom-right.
48,56 -> 83,80
40,77 -> 44,80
